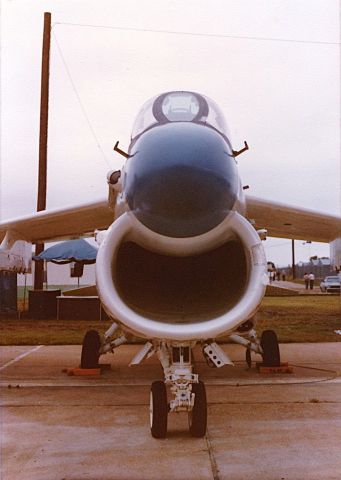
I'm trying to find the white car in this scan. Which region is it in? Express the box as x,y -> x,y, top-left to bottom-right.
320,276 -> 341,293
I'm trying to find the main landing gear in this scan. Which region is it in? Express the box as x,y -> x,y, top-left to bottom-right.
81,330 -> 101,368
260,330 -> 281,367
81,323 -> 127,369
230,328 -> 281,368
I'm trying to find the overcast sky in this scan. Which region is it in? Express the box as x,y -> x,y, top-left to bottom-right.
1,0 -> 340,267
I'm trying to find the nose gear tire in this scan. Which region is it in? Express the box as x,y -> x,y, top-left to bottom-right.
150,381 -> 168,439
189,381 -> 207,437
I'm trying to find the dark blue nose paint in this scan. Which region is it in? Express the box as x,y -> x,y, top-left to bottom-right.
125,123 -> 238,238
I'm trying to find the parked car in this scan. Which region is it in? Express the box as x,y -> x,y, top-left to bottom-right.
320,276 -> 341,293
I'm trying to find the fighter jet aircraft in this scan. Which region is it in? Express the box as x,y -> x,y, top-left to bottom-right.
1,91 -> 340,438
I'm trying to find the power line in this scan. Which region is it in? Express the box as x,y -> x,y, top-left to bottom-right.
51,30 -> 111,168
53,22 -> 340,46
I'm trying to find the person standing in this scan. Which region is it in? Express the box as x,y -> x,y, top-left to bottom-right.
308,272 -> 315,290
303,272 -> 309,290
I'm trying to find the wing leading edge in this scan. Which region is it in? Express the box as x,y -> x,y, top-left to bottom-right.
0,197 -> 114,243
0,195 -> 340,245
246,195 -> 341,243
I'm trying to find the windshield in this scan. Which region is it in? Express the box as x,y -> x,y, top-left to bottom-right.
131,91 -> 228,140
325,276 -> 340,282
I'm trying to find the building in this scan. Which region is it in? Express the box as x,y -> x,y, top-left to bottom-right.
279,257 -> 335,280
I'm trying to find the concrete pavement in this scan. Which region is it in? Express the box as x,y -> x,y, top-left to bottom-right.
1,343 -> 341,480
271,280 -> 331,294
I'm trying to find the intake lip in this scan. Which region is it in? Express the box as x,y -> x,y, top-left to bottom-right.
96,211 -> 268,341
125,122 -> 238,238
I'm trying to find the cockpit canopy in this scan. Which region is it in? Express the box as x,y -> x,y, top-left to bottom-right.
131,91 -> 228,141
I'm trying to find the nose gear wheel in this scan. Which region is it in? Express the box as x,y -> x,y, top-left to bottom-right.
188,381 -> 207,437
150,381 -> 168,439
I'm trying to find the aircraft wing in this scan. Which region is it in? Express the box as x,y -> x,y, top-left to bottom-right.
1,194 -> 340,245
246,195 -> 341,243
0,197 -> 115,243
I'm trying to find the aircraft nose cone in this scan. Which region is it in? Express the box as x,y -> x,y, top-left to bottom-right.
129,165 -> 234,237
125,123 -> 238,238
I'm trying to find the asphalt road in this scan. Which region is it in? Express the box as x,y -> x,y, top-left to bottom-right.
1,343 -> 341,480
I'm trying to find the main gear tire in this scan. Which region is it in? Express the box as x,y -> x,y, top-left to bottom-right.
261,330 -> 280,367
81,330 -> 101,368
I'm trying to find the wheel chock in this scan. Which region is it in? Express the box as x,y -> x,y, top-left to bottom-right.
256,362 -> 293,374
63,363 -> 112,376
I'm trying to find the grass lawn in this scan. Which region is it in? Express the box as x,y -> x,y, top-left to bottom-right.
0,296 -> 340,345
257,296 -> 340,343
0,319 -> 113,346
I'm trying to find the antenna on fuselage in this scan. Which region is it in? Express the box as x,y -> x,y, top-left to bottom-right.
113,141 -> 130,159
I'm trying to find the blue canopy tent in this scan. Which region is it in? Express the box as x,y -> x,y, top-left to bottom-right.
33,239 -> 98,265
31,239 -> 99,314
33,239 -> 98,286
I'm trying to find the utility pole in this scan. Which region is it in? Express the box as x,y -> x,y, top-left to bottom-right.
34,12 -> 51,290
291,239 -> 296,280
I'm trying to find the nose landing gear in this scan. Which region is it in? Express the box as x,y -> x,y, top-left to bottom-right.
149,342 -> 207,439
